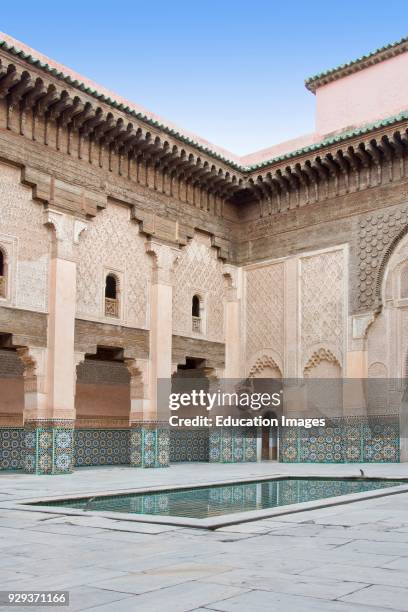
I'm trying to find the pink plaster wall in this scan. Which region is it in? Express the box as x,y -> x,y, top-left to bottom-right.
315,53 -> 408,136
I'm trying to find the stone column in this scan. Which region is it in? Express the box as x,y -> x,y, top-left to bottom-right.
343,314 -> 371,419
125,358 -> 154,467
208,265 -> 258,464
284,258 -> 298,378
128,240 -> 179,468
23,210 -> 87,474
223,265 -> 242,379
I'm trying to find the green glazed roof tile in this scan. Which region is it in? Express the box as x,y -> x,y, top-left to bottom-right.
305,36 -> 408,91
246,110 -> 408,171
1,37 -> 408,174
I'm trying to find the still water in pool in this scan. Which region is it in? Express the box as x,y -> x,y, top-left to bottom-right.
37,478 -> 405,519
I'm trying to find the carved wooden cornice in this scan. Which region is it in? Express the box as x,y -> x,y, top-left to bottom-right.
2,45 -> 408,216
247,122 -> 408,215
0,51 -> 243,204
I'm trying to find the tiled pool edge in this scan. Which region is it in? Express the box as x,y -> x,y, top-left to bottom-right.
4,476 -> 408,531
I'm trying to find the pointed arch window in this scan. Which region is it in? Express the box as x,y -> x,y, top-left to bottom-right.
0,248 -> 7,299
105,273 -> 119,317
192,294 -> 201,333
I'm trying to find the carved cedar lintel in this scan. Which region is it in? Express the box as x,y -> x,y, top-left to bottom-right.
21,166 -> 106,216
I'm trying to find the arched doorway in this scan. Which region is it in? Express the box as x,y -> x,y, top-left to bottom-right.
261,410 -> 278,460
170,358 -> 210,462
248,354 -> 282,462
365,232 -> 408,462
74,347 -> 131,466
0,345 -> 25,470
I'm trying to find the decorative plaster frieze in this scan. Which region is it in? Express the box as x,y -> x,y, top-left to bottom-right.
145,239 -> 180,285
44,209 -> 88,261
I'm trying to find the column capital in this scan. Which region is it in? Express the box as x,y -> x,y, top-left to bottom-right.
124,357 -> 150,423
223,263 -> 240,301
17,346 -> 48,422
44,208 -> 88,261
145,239 -> 180,285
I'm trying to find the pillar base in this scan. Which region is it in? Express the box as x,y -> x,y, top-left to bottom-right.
23,420 -> 74,474
130,421 -> 170,468
209,427 -> 257,463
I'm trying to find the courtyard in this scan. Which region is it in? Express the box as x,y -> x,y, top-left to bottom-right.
1,463 -> 408,611
1,18 -> 408,612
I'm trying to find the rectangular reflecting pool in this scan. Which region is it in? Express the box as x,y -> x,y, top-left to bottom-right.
32,478 -> 406,519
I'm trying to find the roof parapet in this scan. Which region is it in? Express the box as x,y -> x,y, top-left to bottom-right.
305,36 -> 408,93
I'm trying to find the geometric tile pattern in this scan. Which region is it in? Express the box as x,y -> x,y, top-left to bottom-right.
208,482 -> 258,509
280,415 -> 399,463
130,423 -> 170,468
209,427 -> 257,463
74,429 -> 130,467
3,417 -> 399,473
0,428 -> 24,470
170,428 -> 209,462
23,421 -> 74,474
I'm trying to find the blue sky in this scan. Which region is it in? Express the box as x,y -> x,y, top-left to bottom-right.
2,1 -> 408,155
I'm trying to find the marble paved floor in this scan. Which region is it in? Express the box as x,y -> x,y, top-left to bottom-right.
1,462 -> 408,611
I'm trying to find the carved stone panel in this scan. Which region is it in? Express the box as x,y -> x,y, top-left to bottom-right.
245,263 -> 284,365
354,205 -> 408,313
301,249 -> 345,368
0,162 -> 49,312
172,234 -> 225,342
76,200 -> 150,328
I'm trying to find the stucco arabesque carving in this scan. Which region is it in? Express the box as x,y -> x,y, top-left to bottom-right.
303,347 -> 341,377
43,209 -> 88,261
124,357 -> 149,400
16,346 -> 46,395
301,250 -> 344,367
145,239 -> 180,285
352,312 -> 376,340
355,205 -> 408,313
248,355 -> 282,379
223,263 -> 239,301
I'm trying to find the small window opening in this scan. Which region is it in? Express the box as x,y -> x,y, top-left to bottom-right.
105,274 -> 119,317
192,294 -> 201,333
0,249 -> 6,298
192,295 -> 200,317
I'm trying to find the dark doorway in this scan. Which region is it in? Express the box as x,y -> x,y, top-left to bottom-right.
261,411 -> 278,460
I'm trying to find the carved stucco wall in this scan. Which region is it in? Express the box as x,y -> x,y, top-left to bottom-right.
172,233 -> 225,342
244,249 -> 346,377
300,249 -> 345,372
76,201 -> 150,328
367,231 -> 408,379
354,204 -> 408,314
0,162 -> 49,312
367,315 -> 388,377
245,263 -> 284,372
